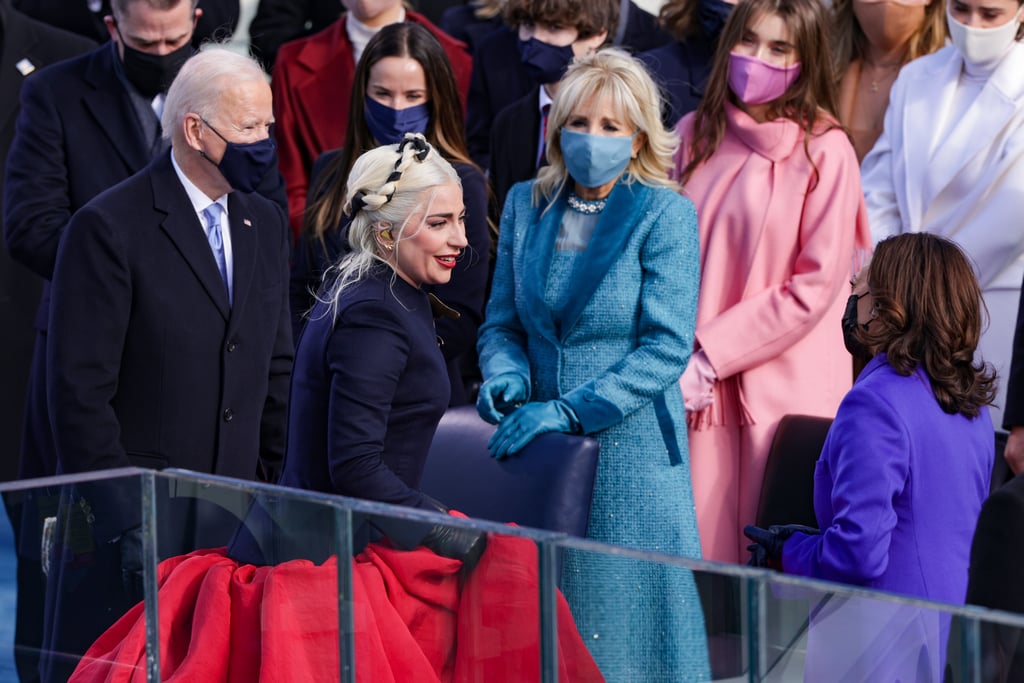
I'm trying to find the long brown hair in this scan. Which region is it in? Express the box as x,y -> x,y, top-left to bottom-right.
858,233 -> 996,418
679,0 -> 839,186
303,23 -> 475,242
829,0 -> 947,82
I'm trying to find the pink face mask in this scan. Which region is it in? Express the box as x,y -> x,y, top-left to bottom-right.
728,52 -> 802,105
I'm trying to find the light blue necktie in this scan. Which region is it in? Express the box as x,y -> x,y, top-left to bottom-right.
202,203 -> 231,304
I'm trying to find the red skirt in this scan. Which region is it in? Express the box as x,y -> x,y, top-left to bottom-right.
68,532 -> 604,682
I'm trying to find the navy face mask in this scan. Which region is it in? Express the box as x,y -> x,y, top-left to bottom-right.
200,120 -> 277,193
697,0 -> 735,40
364,97 -> 431,145
517,37 -> 575,85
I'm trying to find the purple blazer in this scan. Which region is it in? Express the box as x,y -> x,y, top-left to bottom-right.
783,353 -> 993,679
784,353 -> 992,598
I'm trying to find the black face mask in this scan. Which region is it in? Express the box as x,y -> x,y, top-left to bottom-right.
116,25 -> 193,99
842,293 -> 871,358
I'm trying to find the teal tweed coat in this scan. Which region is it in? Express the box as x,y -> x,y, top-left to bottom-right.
478,178 -> 710,682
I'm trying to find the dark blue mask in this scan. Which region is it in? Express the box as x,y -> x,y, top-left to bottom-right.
201,119 -> 277,193
517,37 -> 575,85
697,0 -> 735,40
364,98 -> 431,145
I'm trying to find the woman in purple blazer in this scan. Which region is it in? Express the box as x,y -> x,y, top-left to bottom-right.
747,232 -> 996,681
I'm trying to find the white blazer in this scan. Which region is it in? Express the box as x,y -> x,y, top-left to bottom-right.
861,42 -> 1024,425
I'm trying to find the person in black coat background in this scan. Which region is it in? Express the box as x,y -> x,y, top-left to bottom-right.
966,471 -> 1024,683
0,0 -> 96,483
12,0 -> 240,47
465,0 -> 667,169
638,0 -> 736,129
4,0 -> 286,484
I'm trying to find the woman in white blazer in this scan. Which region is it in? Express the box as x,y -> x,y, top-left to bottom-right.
861,0 -> 1024,433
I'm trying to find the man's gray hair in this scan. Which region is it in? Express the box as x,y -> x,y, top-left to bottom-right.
161,47 -> 267,141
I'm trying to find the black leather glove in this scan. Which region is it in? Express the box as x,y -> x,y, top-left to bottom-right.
743,524 -> 819,569
118,525 -> 145,601
370,495 -> 487,573
418,495 -> 487,573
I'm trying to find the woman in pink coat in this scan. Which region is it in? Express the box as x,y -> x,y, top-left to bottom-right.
672,0 -> 872,563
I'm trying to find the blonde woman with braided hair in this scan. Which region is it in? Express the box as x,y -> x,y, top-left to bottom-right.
66,135 -> 602,680
283,134 -> 473,517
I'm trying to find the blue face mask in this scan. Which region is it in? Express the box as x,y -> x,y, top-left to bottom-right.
200,119 -> 277,193
559,128 -> 635,188
518,37 -> 575,85
364,98 -> 431,145
697,0 -> 735,40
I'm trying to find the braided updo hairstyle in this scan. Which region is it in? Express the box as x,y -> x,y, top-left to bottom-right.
319,134 -> 461,318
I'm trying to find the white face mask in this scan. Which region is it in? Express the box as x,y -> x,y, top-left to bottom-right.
947,4 -> 1023,69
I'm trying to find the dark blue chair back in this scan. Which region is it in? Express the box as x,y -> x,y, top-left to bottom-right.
419,406 -> 600,537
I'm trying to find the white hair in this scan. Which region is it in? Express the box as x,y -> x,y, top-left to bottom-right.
161,46 -> 267,140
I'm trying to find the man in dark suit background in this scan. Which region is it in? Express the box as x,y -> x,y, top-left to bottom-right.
0,0 -> 95,482
0,6 -> 95,680
4,0 -> 202,484
4,0 -> 287,484
482,0 -> 615,214
466,0 -> 668,170
40,46 -> 292,680
12,0 -> 240,48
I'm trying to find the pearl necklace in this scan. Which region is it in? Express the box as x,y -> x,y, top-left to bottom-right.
567,192 -> 607,214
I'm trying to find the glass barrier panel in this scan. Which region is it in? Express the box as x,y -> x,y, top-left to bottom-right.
0,469 -> 149,682
5,469 -> 1024,683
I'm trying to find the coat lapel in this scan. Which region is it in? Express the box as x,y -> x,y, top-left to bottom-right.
900,52 -> 959,223
924,49 -> 1021,205
225,192 -> 257,330
81,44 -> 151,173
519,190 -> 564,345
558,182 -> 650,339
152,153 -> 231,319
293,19 -> 353,154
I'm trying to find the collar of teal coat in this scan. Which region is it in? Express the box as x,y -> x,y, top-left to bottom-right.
521,178 -> 652,344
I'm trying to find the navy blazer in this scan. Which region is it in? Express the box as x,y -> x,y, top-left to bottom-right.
292,152 -> 489,404
489,86 -> 542,220
280,266 -> 449,507
439,4 -> 503,55
47,151 -> 293,482
638,37 -> 717,129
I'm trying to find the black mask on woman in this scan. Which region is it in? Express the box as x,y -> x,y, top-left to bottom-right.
117,27 -> 193,99
841,293 -> 871,358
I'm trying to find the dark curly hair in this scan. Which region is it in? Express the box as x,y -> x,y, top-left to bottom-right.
856,233 -> 996,418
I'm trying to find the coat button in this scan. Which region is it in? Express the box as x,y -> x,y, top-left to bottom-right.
223,409 -> 234,422
227,340 -> 238,352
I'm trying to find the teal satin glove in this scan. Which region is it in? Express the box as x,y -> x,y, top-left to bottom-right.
488,400 -> 581,460
476,373 -> 530,425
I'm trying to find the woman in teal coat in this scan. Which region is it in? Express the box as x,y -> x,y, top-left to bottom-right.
476,48 -> 709,682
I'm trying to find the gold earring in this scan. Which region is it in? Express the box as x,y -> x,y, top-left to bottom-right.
380,228 -> 393,241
